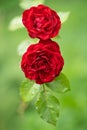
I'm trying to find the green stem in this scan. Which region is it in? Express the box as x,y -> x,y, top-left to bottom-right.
43,84 -> 45,92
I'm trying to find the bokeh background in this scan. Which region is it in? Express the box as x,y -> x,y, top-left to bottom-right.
0,0 -> 87,130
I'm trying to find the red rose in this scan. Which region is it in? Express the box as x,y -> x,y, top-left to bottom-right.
21,39 -> 64,84
22,4 -> 61,40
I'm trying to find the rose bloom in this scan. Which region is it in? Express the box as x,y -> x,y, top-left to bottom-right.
21,39 -> 64,84
22,4 -> 61,40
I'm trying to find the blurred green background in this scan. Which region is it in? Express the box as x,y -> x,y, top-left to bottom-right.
0,0 -> 87,130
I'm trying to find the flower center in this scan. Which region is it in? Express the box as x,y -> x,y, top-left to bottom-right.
31,50 -> 49,71
34,17 -> 45,30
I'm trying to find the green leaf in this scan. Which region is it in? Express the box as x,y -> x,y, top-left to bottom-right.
8,16 -> 23,31
36,86 -> 60,126
17,39 -> 39,56
58,12 -> 70,23
17,40 -> 30,56
19,0 -> 45,9
46,73 -> 70,94
20,79 -> 40,102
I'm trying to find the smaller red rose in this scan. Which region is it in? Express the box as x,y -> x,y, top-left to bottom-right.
21,39 -> 64,84
22,4 -> 61,40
